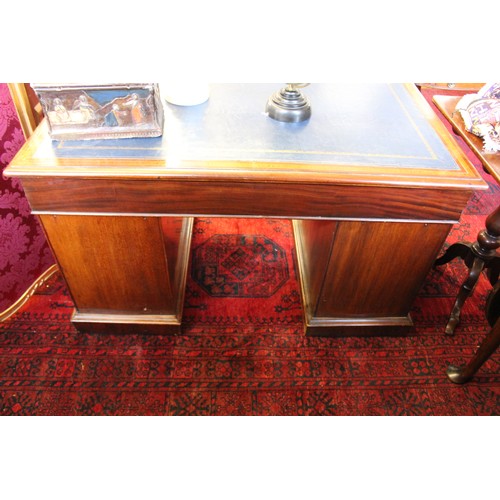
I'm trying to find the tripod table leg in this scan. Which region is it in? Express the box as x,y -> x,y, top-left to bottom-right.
447,317 -> 500,384
434,242 -> 474,268
445,257 -> 485,335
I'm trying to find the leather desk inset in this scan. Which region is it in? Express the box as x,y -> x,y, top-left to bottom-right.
5,84 -> 486,336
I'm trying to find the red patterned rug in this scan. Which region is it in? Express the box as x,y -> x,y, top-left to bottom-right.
1,88 -> 500,415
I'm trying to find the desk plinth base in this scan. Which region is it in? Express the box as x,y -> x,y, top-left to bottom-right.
71,311 -> 182,335
304,315 -> 414,337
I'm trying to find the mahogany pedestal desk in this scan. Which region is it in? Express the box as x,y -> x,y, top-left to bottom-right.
5,84 -> 485,337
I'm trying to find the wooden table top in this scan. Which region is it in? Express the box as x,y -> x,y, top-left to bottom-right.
6,84 -> 485,191
433,95 -> 500,185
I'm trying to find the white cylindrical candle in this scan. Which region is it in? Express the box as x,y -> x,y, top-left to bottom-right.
161,82 -> 210,106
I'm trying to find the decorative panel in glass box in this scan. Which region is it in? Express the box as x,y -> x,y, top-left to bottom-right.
31,83 -> 164,140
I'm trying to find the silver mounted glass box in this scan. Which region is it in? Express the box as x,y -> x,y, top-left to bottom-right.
31,83 -> 164,140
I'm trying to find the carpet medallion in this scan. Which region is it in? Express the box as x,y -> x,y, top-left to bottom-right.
191,231 -> 289,297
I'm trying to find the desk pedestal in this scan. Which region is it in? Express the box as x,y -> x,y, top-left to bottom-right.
40,215 -> 193,334
294,219 -> 452,335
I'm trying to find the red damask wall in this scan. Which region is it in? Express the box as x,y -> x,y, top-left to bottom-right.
0,83 -> 54,312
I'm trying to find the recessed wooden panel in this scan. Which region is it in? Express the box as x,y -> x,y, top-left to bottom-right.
317,220 -> 452,317
40,215 -> 174,315
161,216 -> 194,312
293,219 -> 337,320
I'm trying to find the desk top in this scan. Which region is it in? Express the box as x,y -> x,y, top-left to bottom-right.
433,94 -> 500,185
6,84 -> 485,190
